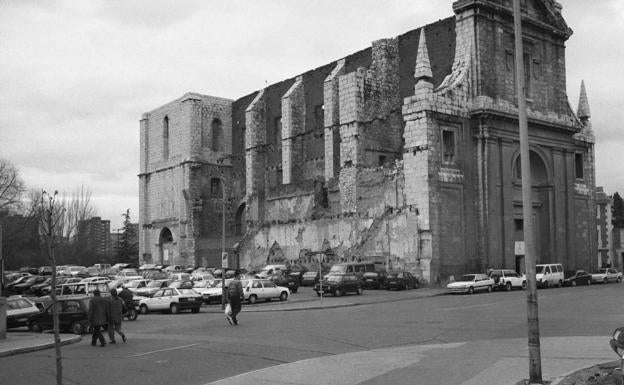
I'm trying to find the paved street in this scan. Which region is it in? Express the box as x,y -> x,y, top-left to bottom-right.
1,284 -> 622,385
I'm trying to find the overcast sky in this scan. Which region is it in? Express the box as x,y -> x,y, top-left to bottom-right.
1,0 -> 622,230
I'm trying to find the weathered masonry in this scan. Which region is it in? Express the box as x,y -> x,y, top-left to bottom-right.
139,0 -> 597,284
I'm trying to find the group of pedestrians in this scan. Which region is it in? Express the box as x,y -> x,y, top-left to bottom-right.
88,288 -> 130,347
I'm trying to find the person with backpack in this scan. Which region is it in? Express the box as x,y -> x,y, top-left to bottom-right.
226,270 -> 244,325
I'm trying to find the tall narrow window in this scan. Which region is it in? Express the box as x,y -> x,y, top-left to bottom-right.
212,118 -> 223,152
523,52 -> 531,97
442,129 -> 455,164
274,116 -> 282,146
211,177 -> 222,196
575,153 -> 584,179
163,116 -> 169,160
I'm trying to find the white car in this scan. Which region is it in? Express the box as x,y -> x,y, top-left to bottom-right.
241,279 -> 290,304
191,280 -> 225,304
124,279 -> 152,294
446,274 -> 494,294
488,269 -> 526,291
79,276 -> 111,284
135,279 -> 172,297
7,296 -> 41,329
591,268 -> 622,284
138,287 -> 203,314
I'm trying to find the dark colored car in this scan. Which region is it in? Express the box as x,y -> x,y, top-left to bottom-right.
26,277 -> 53,296
563,270 -> 592,287
386,272 -> 419,290
362,271 -> 387,289
285,265 -> 308,285
301,271 -> 320,286
10,276 -> 47,294
7,297 -> 41,329
268,272 -> 300,293
313,274 -> 363,297
28,296 -> 91,334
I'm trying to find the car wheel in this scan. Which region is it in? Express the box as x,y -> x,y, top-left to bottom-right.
170,304 -> 179,314
487,285 -> 492,293
468,287 -> 474,295
572,280 -> 577,287
335,289 -> 342,297
279,292 -> 288,301
29,321 -> 42,333
521,281 -> 527,290
140,304 -> 149,314
505,282 -> 512,291
191,307 -> 200,314
71,321 -> 84,335
248,294 -> 258,304
357,287 -> 363,295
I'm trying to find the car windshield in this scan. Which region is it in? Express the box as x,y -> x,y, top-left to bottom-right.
457,275 -> 476,282
329,265 -> 347,274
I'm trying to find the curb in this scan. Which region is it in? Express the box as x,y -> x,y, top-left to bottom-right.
0,335 -> 82,358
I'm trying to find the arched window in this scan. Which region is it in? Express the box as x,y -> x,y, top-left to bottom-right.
212,118 -> 223,152
163,116 -> 170,160
235,203 -> 246,235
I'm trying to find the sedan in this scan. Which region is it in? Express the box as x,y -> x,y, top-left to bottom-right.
135,279 -> 172,297
386,272 -> 419,290
362,271 -> 387,289
241,279 -> 290,304
591,268 -> 622,284
7,297 -> 41,329
301,271 -> 321,286
313,274 -> 363,297
446,274 -> 494,294
138,288 -> 202,314
563,270 -> 592,286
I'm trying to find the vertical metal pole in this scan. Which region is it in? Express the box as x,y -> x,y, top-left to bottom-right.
513,0 -> 542,383
221,179 -> 226,310
319,254 -> 323,304
0,225 -> 4,298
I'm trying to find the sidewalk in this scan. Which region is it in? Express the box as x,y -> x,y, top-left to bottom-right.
0,332 -> 81,357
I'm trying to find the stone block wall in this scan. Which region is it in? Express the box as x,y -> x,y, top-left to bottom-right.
282,76 -> 305,185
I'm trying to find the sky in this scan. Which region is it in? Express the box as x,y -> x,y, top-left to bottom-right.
1,0 -> 623,230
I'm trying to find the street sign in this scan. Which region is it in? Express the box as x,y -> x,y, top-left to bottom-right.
221,252 -> 228,268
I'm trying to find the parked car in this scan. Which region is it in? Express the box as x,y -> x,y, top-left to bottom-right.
10,276 -> 47,294
57,282 -> 111,297
446,274 -> 494,294
38,266 -> 53,276
386,272 -> 419,290
28,296 -> 91,334
25,277 -> 53,296
168,273 -> 191,282
255,265 -> 288,279
362,271 -> 387,289
325,262 -> 377,280
190,280 -> 224,304
534,263 -> 564,288
138,287 -> 202,314
285,265 -> 308,285
563,270 -> 592,286
169,280 -> 194,289
301,271 -> 321,286
488,269 -> 525,291
591,268 -> 622,284
79,276 -> 111,284
124,279 -> 151,294
313,274 -> 363,297
267,271 -> 300,293
135,279 -> 172,297
7,296 -> 41,329
241,279 -> 290,303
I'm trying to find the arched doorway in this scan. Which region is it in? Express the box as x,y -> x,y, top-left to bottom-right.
513,149 -> 553,267
159,228 -> 174,265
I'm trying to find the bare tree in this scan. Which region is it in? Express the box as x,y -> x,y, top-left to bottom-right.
0,159 -> 25,211
37,190 -> 65,385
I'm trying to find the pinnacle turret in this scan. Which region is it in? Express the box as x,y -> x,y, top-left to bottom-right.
414,28 -> 433,90
577,80 -> 591,120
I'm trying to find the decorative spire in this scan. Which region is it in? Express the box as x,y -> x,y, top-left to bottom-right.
414,28 -> 433,90
577,80 -> 591,120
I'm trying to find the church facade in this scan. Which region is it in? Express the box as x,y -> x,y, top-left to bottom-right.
138,0 -> 597,284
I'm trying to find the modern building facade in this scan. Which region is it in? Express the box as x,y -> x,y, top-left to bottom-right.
77,217 -> 111,259
139,0 -> 597,283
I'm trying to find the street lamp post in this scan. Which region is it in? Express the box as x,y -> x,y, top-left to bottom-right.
220,177 -> 227,310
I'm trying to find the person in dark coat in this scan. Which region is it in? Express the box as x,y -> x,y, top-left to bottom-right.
89,289 -> 110,347
226,270 -> 244,325
108,289 -> 126,343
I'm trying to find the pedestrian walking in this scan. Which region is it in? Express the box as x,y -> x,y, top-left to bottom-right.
88,289 -> 110,347
226,270 -> 244,325
108,289 -> 126,343
118,286 -> 134,315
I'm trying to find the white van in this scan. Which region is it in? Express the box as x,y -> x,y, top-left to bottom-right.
255,264 -> 287,279
535,263 -> 564,288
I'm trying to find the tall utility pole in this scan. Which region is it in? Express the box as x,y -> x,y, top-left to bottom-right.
513,0 -> 542,383
220,177 -> 227,310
